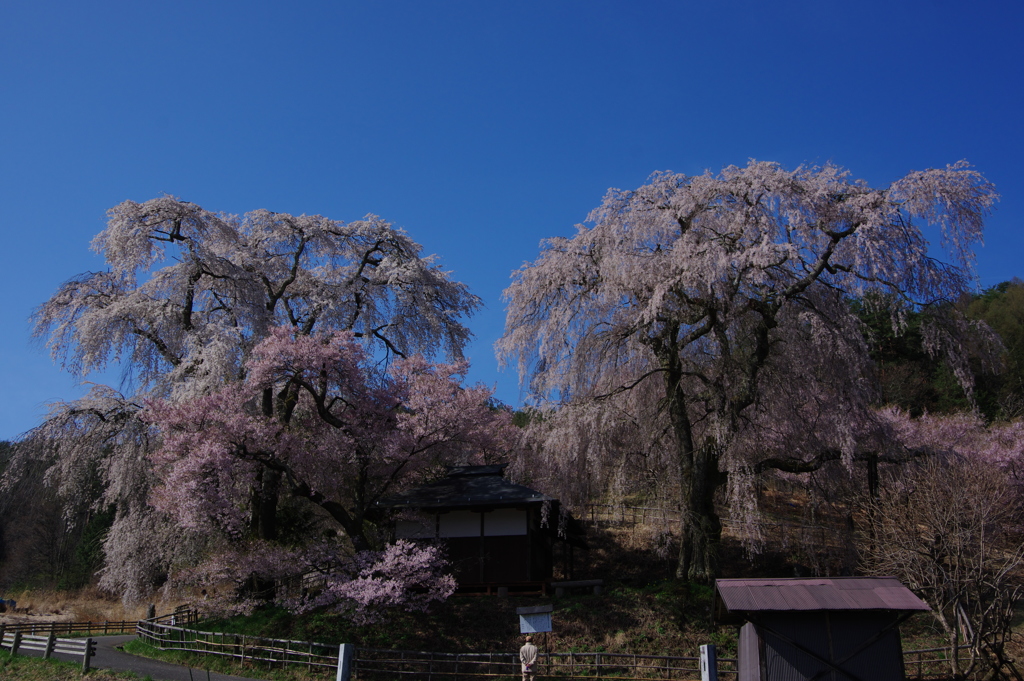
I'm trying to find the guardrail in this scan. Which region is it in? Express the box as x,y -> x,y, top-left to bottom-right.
0,628 -> 96,672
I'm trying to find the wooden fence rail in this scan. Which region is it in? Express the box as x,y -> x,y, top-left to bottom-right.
903,645 -> 973,680
136,616 -> 966,680
0,619 -> 137,636
136,617 -> 341,672
582,503 -> 841,536
355,648 -> 739,680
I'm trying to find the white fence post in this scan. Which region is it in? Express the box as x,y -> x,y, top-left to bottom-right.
336,642 -> 353,681
700,643 -> 718,681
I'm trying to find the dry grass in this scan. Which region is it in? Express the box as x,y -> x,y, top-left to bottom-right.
0,585 -> 185,625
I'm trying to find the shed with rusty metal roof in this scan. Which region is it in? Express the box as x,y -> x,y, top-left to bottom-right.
715,577 -> 929,681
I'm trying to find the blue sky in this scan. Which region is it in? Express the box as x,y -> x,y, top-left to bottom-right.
1,1 -> 1022,440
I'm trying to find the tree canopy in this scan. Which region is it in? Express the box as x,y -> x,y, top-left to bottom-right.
499,160 -> 999,582
8,197 -> 489,605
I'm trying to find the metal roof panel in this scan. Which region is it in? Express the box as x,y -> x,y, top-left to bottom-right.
715,577 -> 930,614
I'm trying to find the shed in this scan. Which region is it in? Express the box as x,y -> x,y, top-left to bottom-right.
376,464 -> 586,590
715,577 -> 930,681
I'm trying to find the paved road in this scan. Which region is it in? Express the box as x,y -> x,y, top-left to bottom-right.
20,634 -> 269,681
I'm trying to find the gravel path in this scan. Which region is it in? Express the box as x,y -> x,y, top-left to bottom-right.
18,634 -> 270,681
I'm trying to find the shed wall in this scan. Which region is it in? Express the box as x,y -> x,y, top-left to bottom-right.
738,622 -> 762,681
756,612 -> 906,681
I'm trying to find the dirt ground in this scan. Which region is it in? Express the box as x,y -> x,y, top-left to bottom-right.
0,586 -> 175,625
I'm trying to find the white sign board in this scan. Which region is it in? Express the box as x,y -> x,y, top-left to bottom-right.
519,612 -> 552,633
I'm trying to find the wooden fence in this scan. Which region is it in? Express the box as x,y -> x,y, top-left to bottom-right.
584,504 -> 681,527
137,617 -> 737,679
903,645 -> 973,680
355,648 -> 738,680
136,617 -> 341,673
136,614 -> 967,680
0,619 -> 137,636
582,503 -> 842,538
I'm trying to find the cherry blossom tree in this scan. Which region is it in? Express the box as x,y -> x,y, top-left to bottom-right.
498,160 -> 999,582
146,326 -> 516,553
172,539 -> 456,623
860,450 -> 1024,679
8,197 -> 482,601
145,326 -> 511,613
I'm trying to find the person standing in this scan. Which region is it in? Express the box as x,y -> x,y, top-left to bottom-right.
519,635 -> 539,680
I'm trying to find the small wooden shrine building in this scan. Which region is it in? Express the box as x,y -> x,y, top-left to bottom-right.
377,464 -> 586,591
715,577 -> 930,681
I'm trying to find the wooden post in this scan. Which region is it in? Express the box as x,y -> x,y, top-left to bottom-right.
44,631 -> 55,659
11,631 -> 22,656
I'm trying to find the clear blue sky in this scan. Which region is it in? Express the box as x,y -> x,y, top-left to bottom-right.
1,1 -> 1022,440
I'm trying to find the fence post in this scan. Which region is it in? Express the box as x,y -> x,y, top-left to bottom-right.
44,631 -> 56,659
700,644 -> 718,681
83,638 -> 94,673
336,643 -> 353,681
11,631 -> 22,656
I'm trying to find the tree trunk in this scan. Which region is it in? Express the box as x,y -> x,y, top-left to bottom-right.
661,347 -> 723,583
257,469 -> 280,542
679,441 -> 722,583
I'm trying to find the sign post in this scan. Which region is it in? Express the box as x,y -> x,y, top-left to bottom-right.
517,604 -> 554,664
516,604 -> 553,634
700,643 -> 718,681
336,642 -> 353,681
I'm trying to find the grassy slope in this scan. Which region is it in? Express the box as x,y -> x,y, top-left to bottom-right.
183,523 -> 959,658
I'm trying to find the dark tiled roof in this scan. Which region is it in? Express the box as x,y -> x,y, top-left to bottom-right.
716,577 -> 930,614
376,464 -> 555,509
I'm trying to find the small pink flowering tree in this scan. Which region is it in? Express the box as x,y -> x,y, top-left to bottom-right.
173,539 -> 456,622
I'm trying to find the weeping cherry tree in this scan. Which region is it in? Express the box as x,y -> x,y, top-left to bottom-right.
10,197 -> 482,602
498,160 -> 999,582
